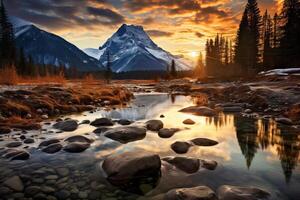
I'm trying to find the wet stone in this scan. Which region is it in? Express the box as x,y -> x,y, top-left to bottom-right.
146,120 -> 164,131
179,106 -> 216,116
183,119 -> 196,125
39,139 -> 61,148
90,118 -> 114,127
158,128 -> 180,138
163,156 -> 200,173
53,120 -> 78,132
64,135 -> 93,144
165,186 -> 217,200
25,185 -> 41,196
104,126 -> 147,143
200,160 -> 218,170
171,141 -> 192,154
4,176 -> 24,192
42,143 -> 63,154
217,185 -> 271,200
23,138 -> 34,144
6,141 -> 22,148
118,119 -> 132,125
56,168 -> 69,177
191,138 -> 218,146
63,142 -> 90,153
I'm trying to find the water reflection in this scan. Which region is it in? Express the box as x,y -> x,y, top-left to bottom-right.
235,116 -> 300,182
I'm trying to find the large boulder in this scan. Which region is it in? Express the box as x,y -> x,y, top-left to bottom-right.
64,135 -> 93,144
158,128 -> 180,138
146,120 -> 164,131
165,186 -> 217,200
162,156 -> 200,174
179,106 -> 216,116
53,120 -> 78,132
90,118 -> 114,127
171,141 -> 192,154
104,127 -> 146,143
217,185 -> 270,200
102,151 -> 161,186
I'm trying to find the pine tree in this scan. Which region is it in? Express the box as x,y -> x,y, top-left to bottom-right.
262,10 -> 272,68
105,51 -> 112,84
0,0 -> 15,68
279,0 -> 300,66
195,52 -> 205,78
170,59 -> 177,78
17,47 -> 26,75
224,38 -> 229,65
273,13 -> 279,48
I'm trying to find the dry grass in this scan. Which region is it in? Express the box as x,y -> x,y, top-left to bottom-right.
18,74 -> 66,85
0,66 -> 18,85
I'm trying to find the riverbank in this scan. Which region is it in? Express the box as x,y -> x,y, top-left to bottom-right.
0,83 -> 133,132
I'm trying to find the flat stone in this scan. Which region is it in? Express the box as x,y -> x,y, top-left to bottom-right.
218,185 -> 270,200
25,186 -> 41,196
104,126 -> 147,143
64,135 -> 93,144
191,138 -> 218,146
56,168 -> 69,176
4,176 -> 24,192
146,120 -> 164,131
165,186 -> 217,200
53,120 -> 78,132
179,106 -> 216,116
6,141 -> 22,148
39,139 -> 60,148
42,143 -> 63,154
183,119 -> 196,125
90,118 -> 114,127
158,128 -> 180,138
45,175 -> 58,180
163,156 -> 200,173
171,141 -> 192,154
63,142 -> 90,153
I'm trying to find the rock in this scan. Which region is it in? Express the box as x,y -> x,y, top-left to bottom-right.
42,186 -> 55,193
39,139 -> 60,148
183,119 -> 196,125
64,135 -> 93,144
90,118 -> 114,127
0,187 -> 11,195
63,142 -> 90,153
20,135 -> 26,140
104,126 -> 147,143
53,120 -> 78,132
55,189 -> 71,200
25,186 -> 41,196
171,141 -> 192,154
23,138 -> 34,144
191,138 -> 218,146
158,128 -> 180,138
217,185 -> 270,200
56,168 -> 69,176
245,109 -> 252,113
79,191 -> 88,198
41,114 -> 49,119
118,119 -> 132,125
163,156 -> 200,173
4,176 -> 24,192
165,186 -> 217,200
200,160 -> 218,170
80,120 -> 90,124
42,143 -> 63,154
146,120 -> 164,131
45,175 -> 59,180
6,141 -> 22,148
93,127 -> 111,134
275,117 -> 293,125
10,150 -> 30,160
160,115 -> 165,118
221,106 -> 243,113
0,127 -> 11,134
102,151 -> 161,186
179,106 -> 216,116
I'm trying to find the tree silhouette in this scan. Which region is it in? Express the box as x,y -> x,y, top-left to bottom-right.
105,51 -> 112,84
170,59 -> 177,78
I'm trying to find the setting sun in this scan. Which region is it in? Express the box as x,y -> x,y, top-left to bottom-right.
190,51 -> 198,58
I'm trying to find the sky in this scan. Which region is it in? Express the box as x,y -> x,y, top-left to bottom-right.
6,0 -> 280,64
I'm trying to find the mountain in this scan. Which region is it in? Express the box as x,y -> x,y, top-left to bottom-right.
83,24 -> 192,73
15,25 -> 103,72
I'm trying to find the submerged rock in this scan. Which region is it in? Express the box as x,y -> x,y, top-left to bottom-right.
158,128 -> 180,138
217,185 -> 270,200
146,120 -> 164,131
179,106 -> 216,116
64,135 -> 93,144
102,151 -> 161,188
183,119 -> 196,125
53,120 -> 78,132
4,176 -> 24,192
165,186 -> 217,200
104,126 -> 146,143
63,142 -> 90,153
171,141 -> 192,154
90,118 -> 114,127
191,138 -> 218,146
200,160 -> 218,170
163,156 -> 200,173
93,127 -> 111,134
42,143 -> 63,154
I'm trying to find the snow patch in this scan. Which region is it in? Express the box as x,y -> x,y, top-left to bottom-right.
259,68 -> 300,76
83,48 -> 105,60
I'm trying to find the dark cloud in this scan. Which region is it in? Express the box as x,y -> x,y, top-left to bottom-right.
195,32 -> 205,38
87,7 -> 125,24
146,30 -> 174,37
5,0 -> 124,30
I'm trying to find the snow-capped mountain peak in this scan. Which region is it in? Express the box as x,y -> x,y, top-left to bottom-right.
90,24 -> 192,72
